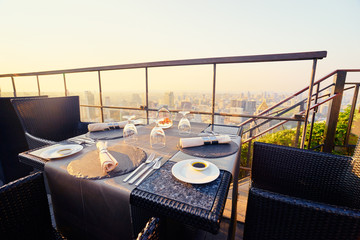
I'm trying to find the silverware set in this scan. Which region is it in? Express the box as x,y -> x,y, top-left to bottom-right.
123,152 -> 163,186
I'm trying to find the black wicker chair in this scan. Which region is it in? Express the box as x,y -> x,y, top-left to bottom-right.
11,96 -> 90,149
0,172 -> 65,239
136,217 -> 161,240
0,96 -> 47,184
243,142 -> 360,240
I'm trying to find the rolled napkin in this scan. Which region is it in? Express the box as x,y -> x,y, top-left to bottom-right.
180,135 -> 231,148
88,121 -> 127,132
96,141 -> 118,173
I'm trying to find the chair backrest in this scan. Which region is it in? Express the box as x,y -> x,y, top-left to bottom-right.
244,141 -> 360,239
0,172 -> 55,239
251,141 -> 360,210
12,96 -> 82,142
0,96 -> 46,183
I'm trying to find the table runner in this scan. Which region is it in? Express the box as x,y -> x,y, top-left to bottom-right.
137,161 -> 225,210
44,122 -> 208,240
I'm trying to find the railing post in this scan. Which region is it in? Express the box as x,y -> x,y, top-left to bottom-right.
63,73 -> 68,96
211,64 -> 216,131
307,83 -> 320,149
247,129 -> 253,163
323,71 -> 347,152
300,59 -> 317,149
145,67 -> 149,125
344,83 -> 359,153
11,76 -> 17,97
294,113 -> 304,147
36,75 -> 41,96
98,71 -> 104,122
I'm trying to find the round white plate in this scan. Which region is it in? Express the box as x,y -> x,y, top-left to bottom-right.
40,144 -> 83,159
171,159 -> 220,184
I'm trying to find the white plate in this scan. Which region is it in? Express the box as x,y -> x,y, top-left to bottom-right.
171,159 -> 220,184
40,144 -> 83,159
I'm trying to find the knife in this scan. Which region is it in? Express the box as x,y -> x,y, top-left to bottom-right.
123,153 -> 155,182
128,157 -> 162,184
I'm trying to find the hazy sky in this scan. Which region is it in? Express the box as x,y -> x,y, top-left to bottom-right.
0,0 -> 359,93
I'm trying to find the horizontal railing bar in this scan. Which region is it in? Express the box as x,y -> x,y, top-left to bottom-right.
80,104 -> 144,111
345,82 -> 360,85
0,51 -> 327,78
80,104 -> 304,122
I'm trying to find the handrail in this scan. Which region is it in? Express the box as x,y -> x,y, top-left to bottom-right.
0,51 -> 327,77
243,93 -> 340,143
238,69 -> 359,129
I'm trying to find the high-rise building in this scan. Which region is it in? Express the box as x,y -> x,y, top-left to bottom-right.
246,100 -> 257,114
85,91 -> 96,121
181,101 -> 192,111
163,92 -> 175,108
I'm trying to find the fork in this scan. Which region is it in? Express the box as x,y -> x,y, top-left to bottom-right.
123,152 -> 155,182
135,157 -> 162,186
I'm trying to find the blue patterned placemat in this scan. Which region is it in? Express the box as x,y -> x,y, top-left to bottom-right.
136,161 -> 223,211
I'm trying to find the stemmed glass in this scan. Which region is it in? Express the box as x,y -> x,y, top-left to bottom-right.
157,106 -> 173,129
150,121 -> 166,149
123,115 -> 138,143
178,111 -> 191,135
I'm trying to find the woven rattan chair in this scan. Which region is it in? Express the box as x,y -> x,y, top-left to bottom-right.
0,172 -> 66,239
11,96 -> 90,149
0,96 -> 47,184
243,142 -> 360,240
136,217 -> 160,240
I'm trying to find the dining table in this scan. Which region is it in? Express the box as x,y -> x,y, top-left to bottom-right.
18,121 -> 241,240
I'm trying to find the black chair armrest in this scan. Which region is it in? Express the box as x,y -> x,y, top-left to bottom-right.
25,132 -> 57,149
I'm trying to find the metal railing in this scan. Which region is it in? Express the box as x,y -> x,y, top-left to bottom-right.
3,52 -> 360,169
0,51 -> 326,126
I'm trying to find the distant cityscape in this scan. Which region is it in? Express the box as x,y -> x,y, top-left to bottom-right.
0,87 -> 355,134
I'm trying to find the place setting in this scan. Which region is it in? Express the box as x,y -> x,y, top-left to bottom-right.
66,140 -> 148,179
85,116 -> 142,141
178,133 -> 239,158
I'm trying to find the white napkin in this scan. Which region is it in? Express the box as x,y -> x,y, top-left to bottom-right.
96,141 -> 118,173
88,121 -> 127,132
179,135 -> 231,148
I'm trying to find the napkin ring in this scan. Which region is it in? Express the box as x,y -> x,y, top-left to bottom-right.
108,123 -> 120,130
202,136 -> 219,145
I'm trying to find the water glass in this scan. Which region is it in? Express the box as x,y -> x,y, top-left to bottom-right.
178,111 -> 191,135
150,122 -> 166,148
157,106 -> 173,129
123,116 -> 138,143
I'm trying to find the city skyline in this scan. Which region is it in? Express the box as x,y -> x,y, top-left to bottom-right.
0,1 -> 359,93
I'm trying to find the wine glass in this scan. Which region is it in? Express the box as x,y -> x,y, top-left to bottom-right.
150,121 -> 166,149
157,106 -> 173,129
123,115 -> 138,143
178,111 -> 191,135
